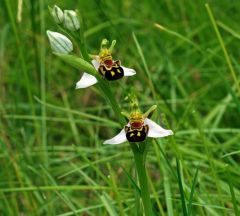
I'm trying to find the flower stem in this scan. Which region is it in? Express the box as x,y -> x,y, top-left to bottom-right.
131,144 -> 153,216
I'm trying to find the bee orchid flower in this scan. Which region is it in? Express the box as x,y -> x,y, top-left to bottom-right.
76,39 -> 136,89
104,104 -> 173,145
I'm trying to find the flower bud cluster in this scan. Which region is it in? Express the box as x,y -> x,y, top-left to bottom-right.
50,5 -> 80,32
47,5 -> 81,54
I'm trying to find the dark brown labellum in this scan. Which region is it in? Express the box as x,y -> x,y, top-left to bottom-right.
125,125 -> 149,142
98,60 -> 124,81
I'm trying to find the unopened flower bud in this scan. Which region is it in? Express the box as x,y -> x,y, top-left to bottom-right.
46,30 -> 73,54
51,5 -> 64,24
63,10 -> 80,32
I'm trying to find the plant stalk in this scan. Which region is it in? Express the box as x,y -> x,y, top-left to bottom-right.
131,144 -> 153,216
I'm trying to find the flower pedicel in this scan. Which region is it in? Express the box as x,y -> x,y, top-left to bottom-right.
104,97 -> 173,144
76,39 -> 136,89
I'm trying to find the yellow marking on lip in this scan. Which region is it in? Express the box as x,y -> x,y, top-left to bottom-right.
130,133 -> 134,137
117,69 -> 121,73
111,71 -> 115,76
137,132 -> 141,137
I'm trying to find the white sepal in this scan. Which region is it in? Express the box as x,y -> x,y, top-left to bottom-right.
103,129 -> 127,145
122,66 -> 136,76
76,72 -> 98,89
63,10 -> 80,31
46,30 -> 73,54
92,59 -> 100,70
51,5 -> 64,24
145,118 -> 173,138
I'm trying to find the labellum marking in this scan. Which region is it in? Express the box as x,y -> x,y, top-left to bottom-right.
125,125 -> 149,142
104,59 -> 113,67
98,63 -> 124,81
131,121 -> 144,129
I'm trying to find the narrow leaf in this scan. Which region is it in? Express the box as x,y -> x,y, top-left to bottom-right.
121,165 -> 141,196
226,167 -> 239,216
187,166 -> 199,216
100,193 -> 118,216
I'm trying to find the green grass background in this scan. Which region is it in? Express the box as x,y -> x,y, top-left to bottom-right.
1,0 -> 240,215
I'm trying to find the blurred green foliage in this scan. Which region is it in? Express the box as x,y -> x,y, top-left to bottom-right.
1,0 -> 240,215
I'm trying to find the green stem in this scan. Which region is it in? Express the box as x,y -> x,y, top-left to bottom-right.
131,144 -> 153,216
98,81 -> 125,126
78,14 -> 91,64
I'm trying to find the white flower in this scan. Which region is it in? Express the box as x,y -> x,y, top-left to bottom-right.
76,59 -> 136,89
46,30 -> 73,54
103,118 -> 173,145
51,5 -> 64,24
63,10 -> 80,31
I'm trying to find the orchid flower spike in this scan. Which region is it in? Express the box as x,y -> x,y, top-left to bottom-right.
76,39 -> 136,89
104,98 -> 173,145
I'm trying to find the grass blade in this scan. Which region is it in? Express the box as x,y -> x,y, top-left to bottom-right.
176,159 -> 188,216
226,167 -> 239,216
187,166 -> 199,216
100,193 -> 118,216
121,165 -> 141,196
205,3 -> 240,94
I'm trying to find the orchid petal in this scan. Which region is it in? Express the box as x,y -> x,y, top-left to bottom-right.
76,72 -> 98,89
122,66 -> 136,76
103,129 -> 127,145
145,118 -> 173,138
